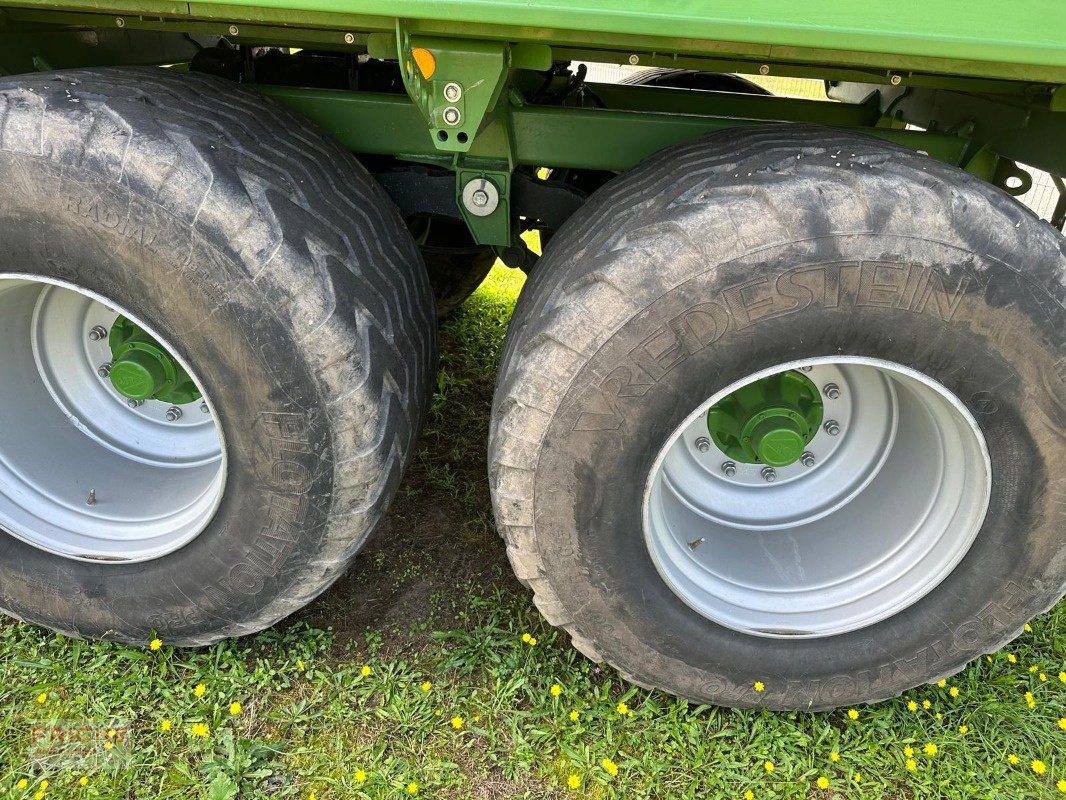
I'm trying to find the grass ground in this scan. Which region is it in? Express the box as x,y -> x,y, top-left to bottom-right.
2,265 -> 1066,800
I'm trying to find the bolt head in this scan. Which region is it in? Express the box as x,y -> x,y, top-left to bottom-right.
695,436 -> 711,453
471,189 -> 489,207
890,74 -> 903,86
801,451 -> 816,467
115,16 -> 125,27
442,106 -> 461,126
165,406 -> 183,421
628,54 -> 640,65
127,398 -> 143,408
761,466 -> 777,483
200,402 -> 210,414
88,325 -> 107,341
823,382 -> 841,400
798,365 -> 812,372
824,419 -> 841,436
721,461 -> 737,477
443,82 -> 463,102
97,363 -> 112,378
759,64 -> 771,75
228,24 -> 239,35
343,32 -> 355,44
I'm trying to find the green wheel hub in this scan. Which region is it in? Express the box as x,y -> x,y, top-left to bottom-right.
108,316 -> 202,404
706,370 -> 823,467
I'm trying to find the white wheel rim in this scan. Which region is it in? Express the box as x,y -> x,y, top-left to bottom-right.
0,275 -> 226,563
642,357 -> 991,638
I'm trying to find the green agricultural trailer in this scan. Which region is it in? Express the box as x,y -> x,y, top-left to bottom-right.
0,0 -> 1064,710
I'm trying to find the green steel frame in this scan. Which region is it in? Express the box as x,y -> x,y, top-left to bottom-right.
0,0 -> 1062,246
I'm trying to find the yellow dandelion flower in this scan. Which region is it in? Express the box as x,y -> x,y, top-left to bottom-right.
307,793 -> 315,800
39,782 -> 48,790
36,693 -> 47,705
360,665 -> 372,677
420,681 -> 432,692
1032,760 -> 1048,775
103,741 -> 114,750
847,709 -> 859,720
193,684 -> 206,698
744,791 -> 755,800
521,633 -> 532,643
936,679 -> 947,688
354,770 -> 366,783
297,660 -> 305,671
853,772 -> 862,783
1024,623 -> 1033,632
1058,718 -> 1066,730
816,776 -> 829,790
935,712 -> 942,720
958,725 -> 969,735
528,637 -> 537,646
1060,672 -> 1066,683
924,743 -> 938,756
1025,691 -> 1036,709
34,793 -> 44,800
1029,665 -> 1039,673
160,719 -> 171,732
569,710 -> 580,721
79,777 -> 88,787
922,700 -> 931,709
1040,673 -> 1048,682
567,774 -> 581,790
905,758 -> 917,771
764,760 -> 775,773
229,702 -> 242,715
1008,754 -> 1020,765
406,781 -> 419,795
616,702 -> 628,715
753,681 -> 765,693
601,758 -> 619,777
949,686 -> 960,698
550,684 -> 562,697
904,746 -> 914,758
17,780 -> 28,789
450,716 -> 464,730
829,751 -> 840,762
1057,779 -> 1066,793
907,700 -> 918,712
149,639 -> 163,651
189,723 -> 210,738
1007,653 -> 1018,664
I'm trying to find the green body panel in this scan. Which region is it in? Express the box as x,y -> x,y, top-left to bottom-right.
3,0 -> 1065,81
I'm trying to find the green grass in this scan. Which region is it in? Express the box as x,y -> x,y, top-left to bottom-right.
2,264 -> 1065,800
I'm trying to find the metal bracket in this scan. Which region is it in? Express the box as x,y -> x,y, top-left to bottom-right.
456,166 -> 511,246
367,23 -> 549,155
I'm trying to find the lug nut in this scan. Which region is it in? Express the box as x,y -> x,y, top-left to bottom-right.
127,399 -> 144,408
761,466 -> 777,483
824,419 -> 841,436
798,365 -> 812,372
721,461 -> 737,477
165,406 -> 183,421
200,402 -> 210,414
88,325 -> 107,342
97,362 -> 112,378
823,382 -> 841,399
442,106 -> 461,126
443,82 -> 462,102
801,451 -> 816,467
694,436 -> 711,452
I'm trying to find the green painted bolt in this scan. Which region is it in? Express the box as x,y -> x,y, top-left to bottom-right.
109,349 -> 168,401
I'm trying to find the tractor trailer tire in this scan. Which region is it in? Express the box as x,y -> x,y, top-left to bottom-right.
0,67 -> 436,645
489,126 -> 1066,709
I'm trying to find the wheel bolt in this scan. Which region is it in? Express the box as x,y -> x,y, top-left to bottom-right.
801,451 -> 816,467
127,399 -> 144,408
695,436 -> 711,453
824,419 -> 841,436
200,402 -> 210,414
798,366 -> 812,372
823,382 -> 841,399
97,362 -> 112,378
761,466 -> 777,483
88,325 -> 107,342
721,461 -> 737,477
165,406 -> 183,421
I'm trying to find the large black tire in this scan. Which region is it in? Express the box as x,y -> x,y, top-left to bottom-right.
0,68 -> 436,645
489,126 -> 1066,709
